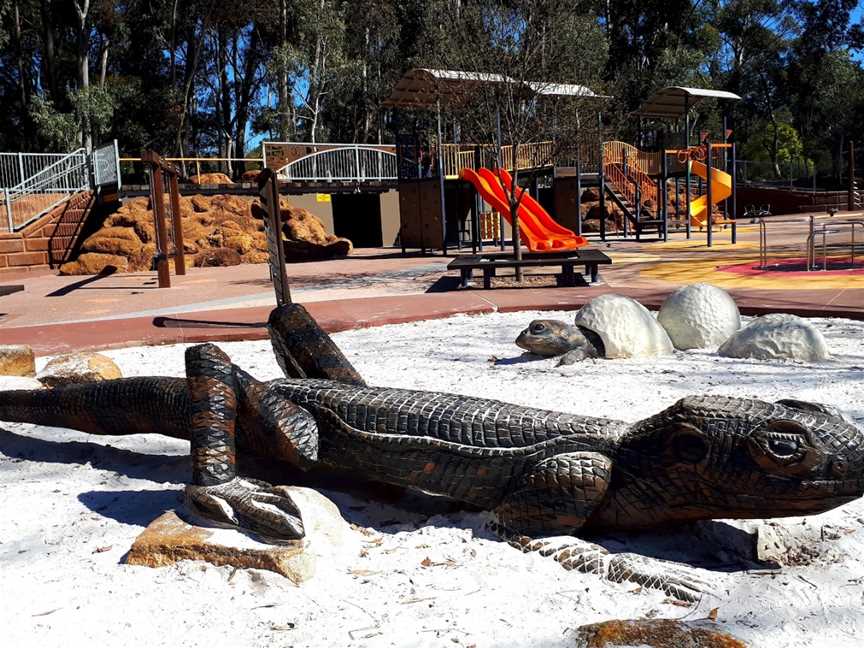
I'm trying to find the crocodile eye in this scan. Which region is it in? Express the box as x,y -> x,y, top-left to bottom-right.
748,419 -> 819,474
530,322 -> 546,334
768,437 -> 799,457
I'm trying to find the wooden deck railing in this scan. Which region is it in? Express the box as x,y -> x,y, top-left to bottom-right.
441,141 -> 556,178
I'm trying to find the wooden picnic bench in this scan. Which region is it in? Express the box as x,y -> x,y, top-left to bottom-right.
447,249 -> 612,289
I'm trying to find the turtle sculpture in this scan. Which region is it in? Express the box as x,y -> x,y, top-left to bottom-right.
515,320 -> 604,365
515,295 -> 674,363
516,287 -> 830,363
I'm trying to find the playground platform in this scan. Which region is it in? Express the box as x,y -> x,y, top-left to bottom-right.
0,214 -> 861,354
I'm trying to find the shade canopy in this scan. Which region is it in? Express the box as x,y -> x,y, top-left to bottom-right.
637,86 -> 741,119
384,68 -> 610,110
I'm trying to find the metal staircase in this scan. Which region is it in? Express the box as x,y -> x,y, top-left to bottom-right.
601,141 -> 664,239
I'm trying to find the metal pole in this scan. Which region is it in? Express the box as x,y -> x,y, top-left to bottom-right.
114,139 -> 122,192
436,98 -> 448,255
849,140 -> 855,211
661,150 -> 668,241
5,192 -> 13,232
706,141 -> 713,247
731,142 -> 738,243
575,159 -> 582,236
17,152 -> 24,186
684,96 -> 691,239
599,112 -> 606,241
496,106 -> 505,251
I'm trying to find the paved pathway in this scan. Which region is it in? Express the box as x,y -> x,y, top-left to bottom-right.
1,215 -> 862,354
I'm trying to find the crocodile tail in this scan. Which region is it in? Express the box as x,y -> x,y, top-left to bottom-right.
0,377 -> 191,439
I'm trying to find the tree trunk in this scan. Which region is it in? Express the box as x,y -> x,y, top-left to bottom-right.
278,0 -> 291,140
74,0 -> 92,150
13,0 -> 29,117
40,0 -> 57,100
99,36 -> 110,87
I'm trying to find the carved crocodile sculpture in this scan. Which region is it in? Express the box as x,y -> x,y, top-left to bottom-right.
2,304 -> 862,601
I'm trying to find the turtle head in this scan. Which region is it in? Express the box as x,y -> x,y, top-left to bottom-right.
611,396 -> 864,526
516,320 -> 585,357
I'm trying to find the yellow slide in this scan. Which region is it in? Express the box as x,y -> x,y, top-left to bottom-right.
689,161 -> 732,228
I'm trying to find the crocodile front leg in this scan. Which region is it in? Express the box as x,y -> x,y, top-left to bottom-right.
507,533 -> 710,603
183,343 -> 306,542
493,452 -> 710,602
494,452 -> 611,536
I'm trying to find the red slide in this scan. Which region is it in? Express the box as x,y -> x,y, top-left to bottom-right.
461,167 -> 587,252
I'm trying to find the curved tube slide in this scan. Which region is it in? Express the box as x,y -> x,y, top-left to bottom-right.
461,167 -> 587,252
689,161 -> 732,228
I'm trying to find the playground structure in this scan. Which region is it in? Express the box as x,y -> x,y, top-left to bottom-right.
6,68 -> 864,279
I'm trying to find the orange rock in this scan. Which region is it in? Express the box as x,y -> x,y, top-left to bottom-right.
38,352 -> 122,387
60,252 -> 129,275
192,247 -> 242,267
0,345 -> 36,377
224,233 -> 255,254
80,226 -> 144,257
189,173 -> 233,185
241,169 -> 261,182
576,619 -> 747,648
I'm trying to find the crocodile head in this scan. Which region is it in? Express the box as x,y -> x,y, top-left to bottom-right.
598,395 -> 864,529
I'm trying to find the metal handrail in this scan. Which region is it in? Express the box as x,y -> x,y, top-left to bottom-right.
805,220 -> 863,271
3,148 -> 89,232
0,152 -> 71,190
758,212 -> 864,271
276,144 -> 399,182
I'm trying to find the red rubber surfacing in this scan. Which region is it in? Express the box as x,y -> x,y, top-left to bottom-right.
717,257 -> 864,276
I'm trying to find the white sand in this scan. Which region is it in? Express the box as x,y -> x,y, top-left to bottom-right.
1,312 -> 863,647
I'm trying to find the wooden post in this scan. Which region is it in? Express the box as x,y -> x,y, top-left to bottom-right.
150,166 -> 171,288
168,173 -> 186,275
258,168 -> 291,306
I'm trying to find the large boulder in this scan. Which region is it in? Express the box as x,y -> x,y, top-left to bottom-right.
658,283 -> 741,350
0,345 -> 36,377
38,352 -> 122,387
573,294 -> 673,359
718,313 -> 829,362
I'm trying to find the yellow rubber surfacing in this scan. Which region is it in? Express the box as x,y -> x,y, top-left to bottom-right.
640,253 -> 864,289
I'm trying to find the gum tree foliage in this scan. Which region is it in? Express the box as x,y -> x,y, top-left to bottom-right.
425,0 -> 607,277
0,0 -> 859,189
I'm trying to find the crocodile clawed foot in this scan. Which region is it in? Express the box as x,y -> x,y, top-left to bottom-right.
185,477 -> 305,543
607,554 -> 710,603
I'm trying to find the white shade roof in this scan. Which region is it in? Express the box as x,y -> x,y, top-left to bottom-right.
384,68 -> 610,109
637,86 -> 741,119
